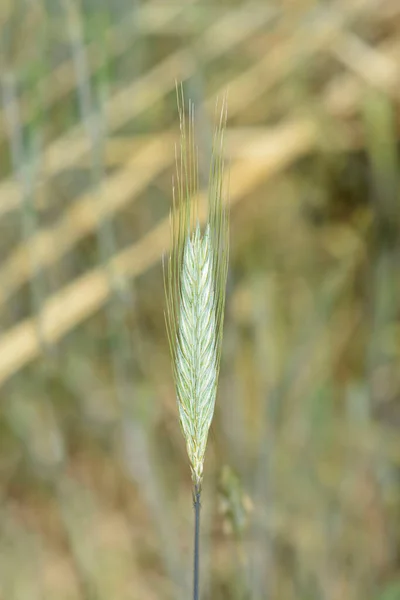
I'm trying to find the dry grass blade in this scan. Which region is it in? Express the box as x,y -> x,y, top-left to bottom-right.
0,1 -> 275,219
0,114 -> 331,389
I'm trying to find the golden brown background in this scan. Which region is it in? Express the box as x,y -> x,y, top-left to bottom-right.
0,0 -> 400,598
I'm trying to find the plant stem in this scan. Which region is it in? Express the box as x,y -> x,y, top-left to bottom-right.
193,484 -> 201,600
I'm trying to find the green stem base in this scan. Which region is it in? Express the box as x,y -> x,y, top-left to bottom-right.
193,484 -> 201,600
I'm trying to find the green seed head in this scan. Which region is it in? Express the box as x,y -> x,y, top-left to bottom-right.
164,86 -> 229,488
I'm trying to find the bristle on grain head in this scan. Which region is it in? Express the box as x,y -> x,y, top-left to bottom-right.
164,84 -> 229,488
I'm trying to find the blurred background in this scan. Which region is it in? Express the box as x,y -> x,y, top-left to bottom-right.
0,0 -> 400,598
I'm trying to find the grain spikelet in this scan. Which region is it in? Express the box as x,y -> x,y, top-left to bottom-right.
164,86 -> 229,488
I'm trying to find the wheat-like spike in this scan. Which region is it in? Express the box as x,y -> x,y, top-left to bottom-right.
164,85 -> 229,488
176,223 -> 218,485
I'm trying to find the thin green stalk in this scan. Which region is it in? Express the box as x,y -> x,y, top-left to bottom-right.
193,485 -> 201,600
0,72 -> 45,340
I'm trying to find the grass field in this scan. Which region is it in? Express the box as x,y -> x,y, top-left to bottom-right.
0,1 -> 400,598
